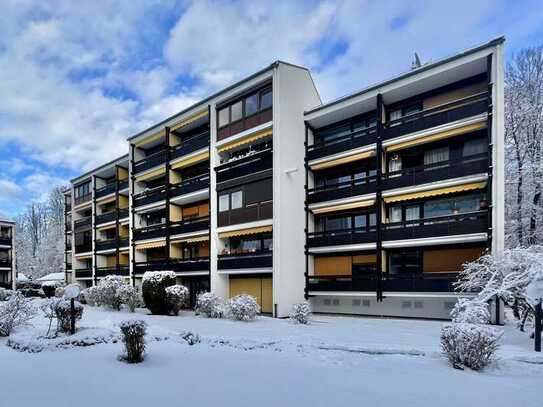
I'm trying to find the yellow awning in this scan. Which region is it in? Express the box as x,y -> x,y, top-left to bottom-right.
218,128 -> 272,153
384,181 -> 487,203
96,223 -> 117,231
312,199 -> 375,214
386,121 -> 486,152
135,131 -> 165,148
170,110 -> 208,132
135,240 -> 166,250
96,194 -> 116,204
219,225 -> 272,239
171,235 -> 209,244
74,253 -> 92,259
170,151 -> 209,170
135,166 -> 166,182
310,150 -> 375,171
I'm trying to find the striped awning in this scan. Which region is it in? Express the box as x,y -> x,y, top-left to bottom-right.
311,150 -> 375,170
217,128 -> 272,153
135,240 -> 166,250
170,110 -> 208,132
218,225 -> 272,239
135,166 -> 166,182
384,181 -> 487,203
96,223 -> 116,231
312,199 -> 375,214
170,235 -> 209,244
170,151 -> 209,170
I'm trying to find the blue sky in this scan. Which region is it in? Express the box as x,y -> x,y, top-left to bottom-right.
1,0 -> 542,217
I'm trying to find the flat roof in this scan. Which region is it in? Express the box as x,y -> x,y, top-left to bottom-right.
305,36 -> 505,116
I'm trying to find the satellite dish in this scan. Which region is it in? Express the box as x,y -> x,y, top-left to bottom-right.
64,284 -> 81,300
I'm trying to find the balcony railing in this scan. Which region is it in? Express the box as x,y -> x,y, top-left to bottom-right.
134,149 -> 167,174
95,182 -> 116,199
65,241 -> 72,251
119,237 -> 129,248
382,154 -> 488,191
133,223 -> 167,241
0,237 -> 12,246
307,227 -> 377,247
95,211 -> 116,225
307,126 -> 377,162
218,201 -> 273,227
170,174 -> 209,198
0,258 -> 12,268
217,251 -> 273,270
74,216 -> 92,230
118,179 -> 129,190
383,92 -> 489,141
170,216 -> 209,236
74,193 -> 92,206
133,258 -> 210,275
215,149 -> 273,183
95,266 -> 129,278
95,239 -> 117,251
308,175 -> 377,204
170,132 -> 210,161
74,269 -> 92,278
74,242 -> 92,253
133,185 -> 167,207
65,222 -> 72,232
382,211 -> 488,241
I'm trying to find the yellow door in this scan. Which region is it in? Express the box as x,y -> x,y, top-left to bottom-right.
261,277 -> 273,313
229,276 -> 273,314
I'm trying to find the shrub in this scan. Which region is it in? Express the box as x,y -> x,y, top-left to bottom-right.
195,292 -> 224,318
19,288 -> 44,298
0,288 -> 12,301
98,275 -> 125,310
142,271 -> 176,315
42,284 -> 57,298
0,292 -> 37,336
227,294 -> 260,321
54,300 -> 84,333
116,285 -> 139,313
441,323 -> 502,370
54,286 -> 65,298
451,299 -> 490,324
289,301 -> 311,324
180,331 -> 201,345
40,298 -> 63,337
119,320 -> 146,363
165,285 -> 189,316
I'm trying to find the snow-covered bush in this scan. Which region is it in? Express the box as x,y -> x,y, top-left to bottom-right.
41,283 -> 57,298
142,271 -> 176,315
81,286 -> 100,306
451,299 -> 490,324
441,323 -> 502,370
55,300 -> 84,333
0,287 -> 12,301
54,286 -> 65,298
40,297 -> 63,337
98,275 -> 125,310
116,285 -> 139,313
119,320 -> 146,363
227,294 -> 260,321
195,292 -> 224,318
289,301 -> 311,324
180,331 -> 201,345
165,285 -> 189,316
0,292 -> 37,336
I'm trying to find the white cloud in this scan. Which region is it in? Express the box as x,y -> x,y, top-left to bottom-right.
0,179 -> 23,202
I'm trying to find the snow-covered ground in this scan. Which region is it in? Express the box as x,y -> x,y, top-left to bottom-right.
1,301 -> 541,407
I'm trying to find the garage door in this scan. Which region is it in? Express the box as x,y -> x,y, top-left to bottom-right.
229,276 -> 273,313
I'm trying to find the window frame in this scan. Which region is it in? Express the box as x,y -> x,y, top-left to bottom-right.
217,84 -> 273,129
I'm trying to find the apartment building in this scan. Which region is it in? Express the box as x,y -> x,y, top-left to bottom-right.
65,37 -> 504,319
0,215 -> 16,290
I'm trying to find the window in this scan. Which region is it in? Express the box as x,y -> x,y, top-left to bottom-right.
218,108 -> 229,127
389,251 -> 422,275
424,146 -> 449,167
389,206 -> 402,223
463,138 -> 487,157
231,190 -> 243,209
217,85 -> 272,131
260,88 -> 272,110
388,154 -> 402,174
405,206 -> 420,225
219,194 -> 230,212
74,182 -> 90,199
245,94 -> 258,116
326,216 -> 351,231
423,193 -> 486,218
231,101 -> 243,122
389,109 -> 402,122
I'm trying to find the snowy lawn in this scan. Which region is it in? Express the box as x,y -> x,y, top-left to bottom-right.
1,300 -> 541,407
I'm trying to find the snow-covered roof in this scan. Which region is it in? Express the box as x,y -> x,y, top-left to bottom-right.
17,273 -> 30,283
36,272 -> 65,282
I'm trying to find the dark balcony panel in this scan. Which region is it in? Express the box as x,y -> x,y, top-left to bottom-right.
75,269 -> 92,278
74,243 -> 92,253
95,239 -> 117,251
218,201 -> 273,227
96,266 -> 129,278
382,154 -> 488,191
307,229 -> 377,248
308,176 -> 377,204
307,127 -> 377,162
170,258 -> 210,273
133,185 -> 167,207
171,174 -> 209,198
74,216 -> 91,231
118,179 -> 129,190
65,242 -> 72,251
118,208 -> 129,220
133,224 -> 168,241
382,273 -> 458,292
0,259 -> 12,268
216,150 -> 273,184
95,211 -> 116,225
170,216 -> 209,236
218,252 -> 273,270
0,237 -> 12,246
133,150 -> 167,174
307,274 -> 378,292
134,260 -> 169,275
170,133 -> 209,161
119,237 -> 129,248
95,183 -> 116,199
65,223 -> 72,232
383,93 -> 489,141
217,108 -> 272,142
382,211 -> 488,241
74,193 -> 91,206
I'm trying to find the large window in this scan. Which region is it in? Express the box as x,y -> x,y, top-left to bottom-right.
74,181 -> 91,199
222,232 -> 272,255
316,211 -> 376,233
217,85 -> 273,128
219,190 -> 243,212
313,114 -> 376,145
389,250 -> 423,274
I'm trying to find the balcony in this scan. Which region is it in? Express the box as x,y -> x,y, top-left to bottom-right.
95,182 -> 116,199
218,201 -> 272,227
383,93 -> 489,141
171,174 -> 209,198
118,179 -> 129,190
133,258 -> 209,275
217,108 -> 272,141
134,149 -> 167,174
119,237 -> 129,248
133,185 -> 167,207
95,266 -> 129,278
95,239 -> 117,251
216,149 -> 272,184
74,242 -> 92,254
95,211 -> 116,225
65,241 -> 72,251
170,132 -> 209,161
0,258 -> 12,268
382,154 -> 488,191
133,223 -> 167,241
0,236 -> 11,246
65,222 -> 72,232
217,251 -> 273,270
307,228 -> 377,248
382,211 -> 488,241
74,216 -> 91,231
74,193 -> 91,206
308,176 -> 377,205
307,126 -> 377,162
74,269 -> 92,278
170,216 -> 209,236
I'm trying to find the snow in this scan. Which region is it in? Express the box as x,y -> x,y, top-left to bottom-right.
0,300 -> 541,407
35,272 -> 65,283
17,273 -> 30,283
